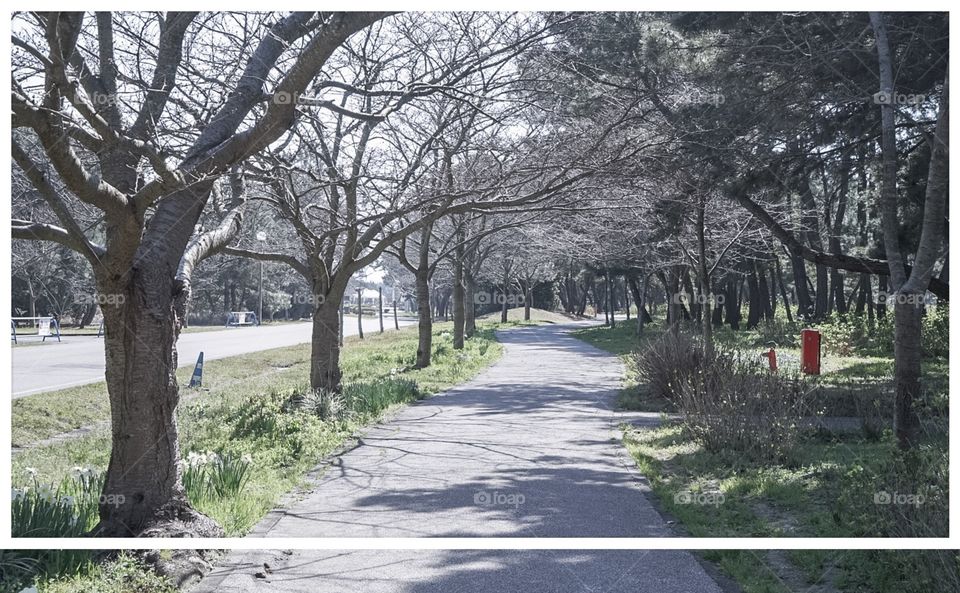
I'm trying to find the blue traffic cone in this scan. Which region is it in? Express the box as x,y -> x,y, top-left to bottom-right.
189,352 -> 204,388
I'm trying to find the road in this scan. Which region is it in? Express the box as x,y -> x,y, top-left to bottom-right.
195,323 -> 723,591
11,316 -> 415,398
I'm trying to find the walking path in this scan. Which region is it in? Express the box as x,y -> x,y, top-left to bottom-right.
195,323 -> 724,592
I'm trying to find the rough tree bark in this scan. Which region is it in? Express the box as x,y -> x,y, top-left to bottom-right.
871,12 -> 949,448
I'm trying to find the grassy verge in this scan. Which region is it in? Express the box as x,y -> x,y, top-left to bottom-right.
13,323 -> 503,532
572,318 -> 952,593
10,320 -> 513,591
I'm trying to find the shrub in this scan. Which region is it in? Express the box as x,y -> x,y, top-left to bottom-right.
842,550 -> 960,593
816,315 -> 864,356
628,330 -> 705,401
672,349 -> 814,461
921,304 -> 949,357
752,318 -> 800,348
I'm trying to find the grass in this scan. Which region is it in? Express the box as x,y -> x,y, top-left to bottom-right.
11,317 -> 524,590
10,309 -> 569,589
571,313 -> 952,593
12,321 -> 511,533
26,554 -> 177,593
572,318 -> 948,418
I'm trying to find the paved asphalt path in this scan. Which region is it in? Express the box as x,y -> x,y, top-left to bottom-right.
195,323 -> 723,592
194,550 -> 725,593
11,316 -> 415,398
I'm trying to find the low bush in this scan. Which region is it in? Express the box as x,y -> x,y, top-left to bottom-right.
921,304 -> 949,357
628,330 -> 705,401
672,350 -> 814,462
841,549 -> 959,593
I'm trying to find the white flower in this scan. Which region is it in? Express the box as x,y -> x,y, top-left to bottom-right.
241,454 -> 253,465
61,495 -> 75,507
18,586 -> 38,593
12,488 -> 24,501
36,484 -> 54,503
23,467 -> 37,477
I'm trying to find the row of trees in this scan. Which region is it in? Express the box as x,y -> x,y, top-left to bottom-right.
11,11 -> 948,538
11,11 -> 642,536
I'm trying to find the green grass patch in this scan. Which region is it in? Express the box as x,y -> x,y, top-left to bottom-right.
575,313 -> 951,592
12,323 -> 504,538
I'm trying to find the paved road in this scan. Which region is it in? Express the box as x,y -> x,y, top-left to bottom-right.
11,316 -> 415,398
196,323 -> 722,591
194,550 -> 725,593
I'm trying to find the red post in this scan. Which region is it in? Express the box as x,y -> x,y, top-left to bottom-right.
762,347 -> 778,372
800,328 -> 821,375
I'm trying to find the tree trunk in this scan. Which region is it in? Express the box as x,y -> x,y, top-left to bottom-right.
624,280 -> 631,321
464,270 -> 477,337
893,301 -> 923,446
95,275 -> 219,537
500,282 -> 509,323
789,254 -> 813,320
415,268 -> 432,368
378,287 -> 384,334
453,256 -> 465,350
79,302 -> 98,329
775,257 -> 794,323
356,288 -> 364,340
695,198 -> 713,355
757,264 -> 774,321
310,295 -> 344,393
725,276 -> 741,330
606,271 -> 615,328
746,263 -> 762,329
523,284 -> 532,321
